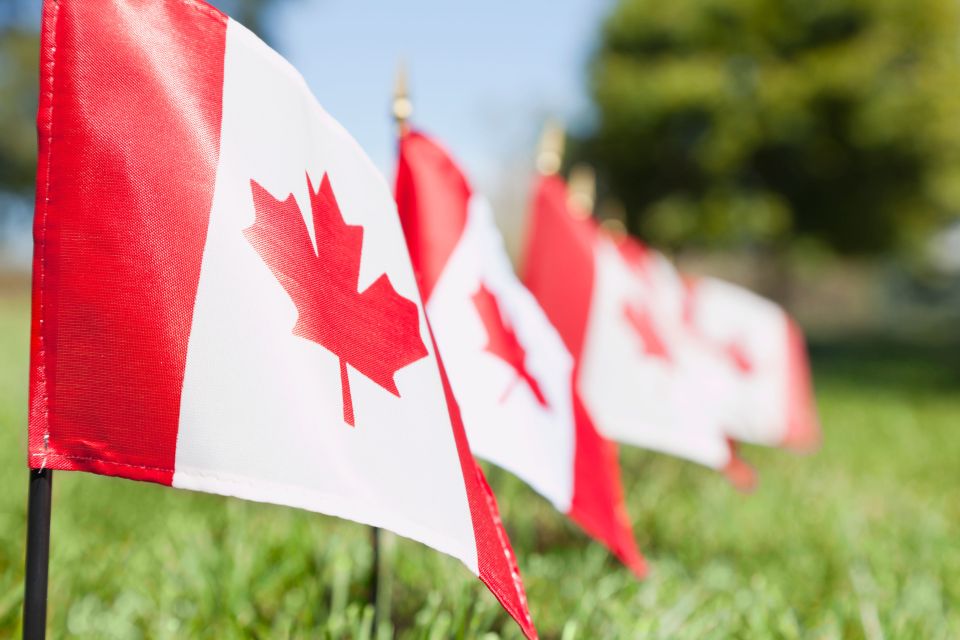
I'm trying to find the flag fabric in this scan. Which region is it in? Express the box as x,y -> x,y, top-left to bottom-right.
612,234 -> 765,487
682,276 -> 820,451
395,131 -> 645,576
29,1 -> 535,634
614,229 -> 819,456
523,174 -> 758,482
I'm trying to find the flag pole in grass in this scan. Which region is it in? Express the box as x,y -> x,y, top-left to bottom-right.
369,525 -> 381,630
362,60 -> 414,635
23,468 -> 53,640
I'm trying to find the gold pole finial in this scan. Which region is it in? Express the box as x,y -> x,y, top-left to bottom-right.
536,118 -> 565,176
393,61 -> 412,136
600,217 -> 628,237
598,197 -> 628,238
567,163 -> 596,218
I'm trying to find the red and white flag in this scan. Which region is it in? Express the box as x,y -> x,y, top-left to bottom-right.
29,1 -> 534,634
616,236 -> 766,479
523,175 -> 755,484
611,228 -> 819,458
395,131 -> 645,576
683,277 -> 820,451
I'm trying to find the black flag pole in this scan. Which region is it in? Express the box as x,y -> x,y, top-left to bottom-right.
369,525 -> 393,635
369,525 -> 380,629
365,61 -> 410,637
23,468 -> 53,640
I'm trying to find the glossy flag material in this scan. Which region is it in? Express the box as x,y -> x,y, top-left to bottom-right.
523,174 -> 764,484
28,1 -> 535,634
395,131 -> 645,576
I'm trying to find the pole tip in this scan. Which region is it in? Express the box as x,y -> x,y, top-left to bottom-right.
393,61 -> 412,136
536,118 -> 565,176
598,197 -> 629,238
567,162 -> 595,218
600,217 -> 628,237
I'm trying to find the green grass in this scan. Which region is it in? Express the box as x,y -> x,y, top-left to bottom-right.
1,288 -> 959,638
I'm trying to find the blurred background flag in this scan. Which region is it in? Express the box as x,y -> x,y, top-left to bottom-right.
522,158 -> 758,486
26,1 -> 537,635
609,230 -> 764,487
603,220 -> 819,461
395,114 -> 645,576
683,276 -> 820,451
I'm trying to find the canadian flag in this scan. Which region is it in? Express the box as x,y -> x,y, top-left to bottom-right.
682,277 -> 820,451
523,174 -> 761,484
28,1 -> 535,635
395,131 -> 645,576
611,227 -> 819,459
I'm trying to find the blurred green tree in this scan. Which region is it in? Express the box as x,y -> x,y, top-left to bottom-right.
0,27 -> 38,196
580,0 -> 960,255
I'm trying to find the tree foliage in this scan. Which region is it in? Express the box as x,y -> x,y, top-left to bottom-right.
0,28 -> 39,195
580,0 -> 960,255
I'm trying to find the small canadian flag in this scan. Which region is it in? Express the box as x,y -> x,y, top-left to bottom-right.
522,174 -> 808,486
395,130 -> 645,576
611,231 -> 820,463
523,176 -> 729,471
609,234 -> 761,483
682,276 -> 820,451
29,1 -> 535,635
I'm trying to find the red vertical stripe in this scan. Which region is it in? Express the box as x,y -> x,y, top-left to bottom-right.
569,393 -> 647,577
29,0 -> 228,484
395,131 -> 471,302
396,130 -> 535,636
520,176 -> 597,359
521,175 -> 646,578
783,319 -> 821,451
523,176 -> 647,577
395,129 -> 535,637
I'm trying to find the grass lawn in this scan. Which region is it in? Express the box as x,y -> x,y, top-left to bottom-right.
1,287 -> 958,638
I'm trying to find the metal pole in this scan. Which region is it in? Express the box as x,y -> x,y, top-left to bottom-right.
23,468 -> 53,640
370,525 -> 380,632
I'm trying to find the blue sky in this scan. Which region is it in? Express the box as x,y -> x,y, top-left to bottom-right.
0,0 -> 615,267
274,0 -> 614,192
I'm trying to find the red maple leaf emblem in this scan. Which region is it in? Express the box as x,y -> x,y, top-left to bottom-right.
623,302 -> 673,363
724,340 -> 754,374
471,283 -> 548,407
245,172 -> 428,427
682,279 -> 753,375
